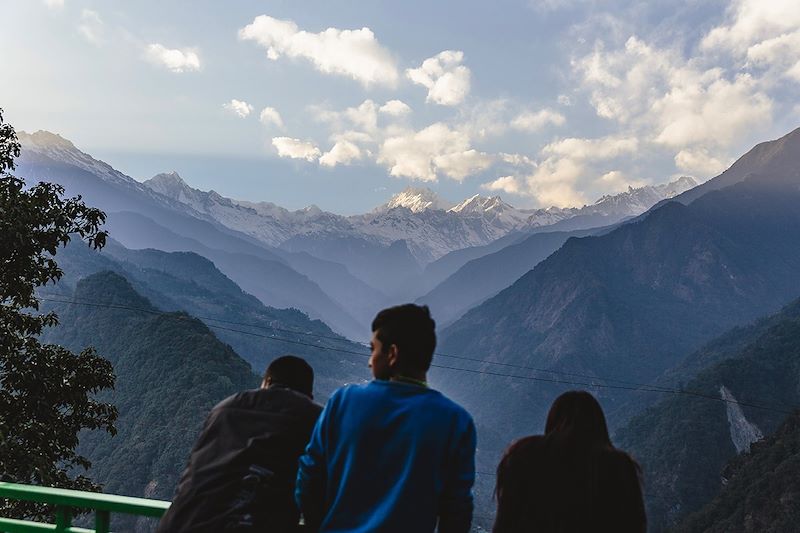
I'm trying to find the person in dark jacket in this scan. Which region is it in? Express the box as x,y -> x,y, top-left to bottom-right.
493,390 -> 646,533
157,355 -> 322,533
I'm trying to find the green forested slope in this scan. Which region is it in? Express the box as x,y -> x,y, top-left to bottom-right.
614,302 -> 800,531
672,411 -> 800,533
41,271 -> 259,503
51,240 -> 369,398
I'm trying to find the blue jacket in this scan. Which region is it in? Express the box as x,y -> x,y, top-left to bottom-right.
295,379 -> 476,532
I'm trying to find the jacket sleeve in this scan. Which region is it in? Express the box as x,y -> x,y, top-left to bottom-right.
438,415 -> 477,533
295,396 -> 333,530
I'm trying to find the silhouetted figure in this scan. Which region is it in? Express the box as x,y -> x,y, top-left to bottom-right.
493,390 -> 646,533
157,355 -> 322,533
296,304 -> 476,532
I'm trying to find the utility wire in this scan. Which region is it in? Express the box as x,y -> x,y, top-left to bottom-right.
36,295 -> 799,416
34,292 -> 687,392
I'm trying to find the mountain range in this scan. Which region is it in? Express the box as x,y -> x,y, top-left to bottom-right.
16,129 -> 695,338
436,126 -> 800,471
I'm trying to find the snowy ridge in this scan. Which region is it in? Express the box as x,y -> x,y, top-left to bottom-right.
18,130 -> 699,263
380,187 -> 452,213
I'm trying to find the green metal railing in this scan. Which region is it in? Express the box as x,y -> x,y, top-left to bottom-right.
0,483 -> 170,533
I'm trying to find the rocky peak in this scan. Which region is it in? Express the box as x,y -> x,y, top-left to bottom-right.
381,187 -> 451,213
144,171 -> 192,199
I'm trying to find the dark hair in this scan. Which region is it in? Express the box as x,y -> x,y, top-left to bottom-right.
264,355 -> 314,397
371,304 -> 436,373
544,390 -> 611,448
493,391 -> 646,533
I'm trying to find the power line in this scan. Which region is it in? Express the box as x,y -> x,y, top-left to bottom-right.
35,291 -> 681,392
36,295 -> 799,416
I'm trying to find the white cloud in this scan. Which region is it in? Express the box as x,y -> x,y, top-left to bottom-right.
482,175 -> 523,195
315,99 -> 379,134
378,123 -> 490,181
272,137 -> 321,161
652,73 -> 772,148
557,94 -> 573,106
511,109 -> 566,132
259,107 -> 284,128
224,99 -> 254,118
78,9 -> 104,45
788,61 -> 800,82
44,0 -> 64,9
542,136 -> 638,160
406,50 -> 471,106
146,43 -> 201,73
597,170 -> 645,193
573,34 -> 774,168
674,148 -> 729,177
320,140 -> 362,167
379,100 -> 411,116
239,15 -> 399,87
701,0 -> 800,57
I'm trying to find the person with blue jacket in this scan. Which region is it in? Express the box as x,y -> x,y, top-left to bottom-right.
296,304 -> 476,533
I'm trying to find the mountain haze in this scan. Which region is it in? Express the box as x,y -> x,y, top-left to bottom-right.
437,126 -> 800,463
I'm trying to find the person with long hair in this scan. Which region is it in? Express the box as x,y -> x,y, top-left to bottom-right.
493,390 -> 646,533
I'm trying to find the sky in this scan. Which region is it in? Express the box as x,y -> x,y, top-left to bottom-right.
1,0 -> 799,214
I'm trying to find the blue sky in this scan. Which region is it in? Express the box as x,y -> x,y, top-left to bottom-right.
2,0 -> 799,213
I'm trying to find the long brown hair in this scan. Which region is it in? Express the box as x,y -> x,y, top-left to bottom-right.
493,391 -> 645,533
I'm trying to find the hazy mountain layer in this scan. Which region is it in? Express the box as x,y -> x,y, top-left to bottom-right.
15,132 -> 378,340
144,167 -> 695,264
435,126 -> 800,474
418,225 -> 613,326
52,239 -> 371,396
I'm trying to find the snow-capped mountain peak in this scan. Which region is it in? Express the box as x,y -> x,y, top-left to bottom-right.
449,194 -> 514,215
16,130 -> 137,187
381,187 -> 451,213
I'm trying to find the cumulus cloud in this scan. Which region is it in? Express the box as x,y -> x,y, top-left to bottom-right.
701,0 -> 800,58
272,137 -> 321,161
378,123 -> 491,181
511,109 -> 566,132
44,0 -> 64,9
597,170 -> 645,193
573,34 -> 773,170
146,43 -> 201,72
239,15 -> 399,87
315,99 -> 380,134
674,148 -> 729,177
406,50 -> 471,106
379,100 -> 412,116
482,176 -> 523,195
78,9 -> 104,45
223,99 -> 254,118
259,107 -> 284,128
542,136 -> 638,159
320,140 -> 362,167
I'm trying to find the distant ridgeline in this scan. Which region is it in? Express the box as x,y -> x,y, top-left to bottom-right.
38,243 -> 370,528
615,298 -> 800,531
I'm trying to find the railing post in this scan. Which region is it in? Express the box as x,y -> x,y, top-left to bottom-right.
95,509 -> 111,533
54,505 -> 72,531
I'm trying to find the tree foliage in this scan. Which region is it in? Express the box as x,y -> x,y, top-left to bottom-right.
0,108 -> 117,519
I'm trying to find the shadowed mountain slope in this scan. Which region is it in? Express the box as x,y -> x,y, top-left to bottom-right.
615,299 -> 800,531
672,410 -> 800,533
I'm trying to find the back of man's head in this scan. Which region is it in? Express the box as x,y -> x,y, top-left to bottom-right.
263,355 -> 314,398
371,304 -> 436,374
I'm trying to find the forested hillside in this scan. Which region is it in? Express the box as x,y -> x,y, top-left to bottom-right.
40,271 -> 259,529
614,300 -> 800,531
51,240 -> 370,398
672,411 -> 800,533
